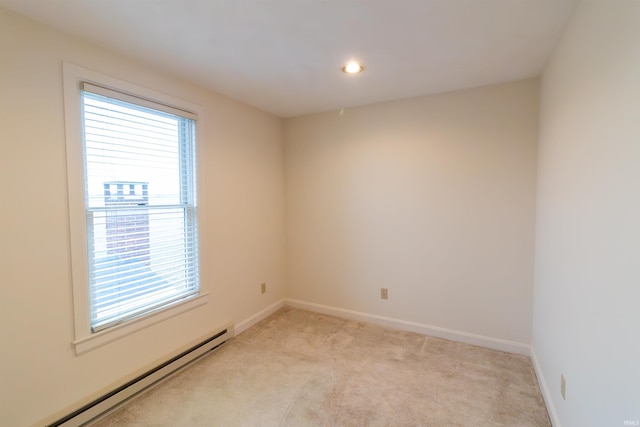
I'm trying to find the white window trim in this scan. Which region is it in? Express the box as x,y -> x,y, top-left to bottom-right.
63,62 -> 208,355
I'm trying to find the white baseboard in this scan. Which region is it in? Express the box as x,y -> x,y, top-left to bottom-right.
235,299 -> 286,335
285,298 -> 531,355
531,347 -> 561,427
236,298 -> 531,355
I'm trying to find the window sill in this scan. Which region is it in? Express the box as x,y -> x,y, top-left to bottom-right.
73,293 -> 209,355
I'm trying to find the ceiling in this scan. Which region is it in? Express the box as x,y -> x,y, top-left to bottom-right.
1,0 -> 578,118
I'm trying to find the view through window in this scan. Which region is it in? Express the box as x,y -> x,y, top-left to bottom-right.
81,86 -> 199,332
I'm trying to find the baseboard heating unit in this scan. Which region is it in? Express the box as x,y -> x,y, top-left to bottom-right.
48,326 -> 233,427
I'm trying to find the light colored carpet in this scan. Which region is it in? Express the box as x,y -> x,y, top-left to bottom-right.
90,307 -> 551,426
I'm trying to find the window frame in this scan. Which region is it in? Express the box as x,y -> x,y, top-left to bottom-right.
63,63 -> 208,355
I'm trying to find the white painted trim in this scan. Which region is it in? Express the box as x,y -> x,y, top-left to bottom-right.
234,299 -> 286,335
531,347 -> 561,427
73,293 -> 209,355
285,299 -> 531,355
63,62 -> 208,356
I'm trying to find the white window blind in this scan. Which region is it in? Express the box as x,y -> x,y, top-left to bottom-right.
81,84 -> 199,332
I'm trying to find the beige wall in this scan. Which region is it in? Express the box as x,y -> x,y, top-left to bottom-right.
285,79 -> 539,344
533,1 -> 640,425
0,9 -> 285,426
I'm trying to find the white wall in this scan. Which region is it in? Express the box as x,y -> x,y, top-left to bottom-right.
0,9 -> 285,427
533,1 -> 640,426
285,79 -> 539,345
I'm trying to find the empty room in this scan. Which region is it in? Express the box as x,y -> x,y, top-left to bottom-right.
1,1 -> 638,426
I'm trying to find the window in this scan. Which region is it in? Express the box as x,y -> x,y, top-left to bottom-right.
82,84 -> 200,331
64,64 -> 207,354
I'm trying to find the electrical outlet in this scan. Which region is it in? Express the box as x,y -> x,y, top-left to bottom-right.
381,288 -> 388,299
560,374 -> 566,400
261,283 -> 266,294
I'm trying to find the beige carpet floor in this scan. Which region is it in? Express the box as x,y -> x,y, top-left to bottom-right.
90,307 -> 551,426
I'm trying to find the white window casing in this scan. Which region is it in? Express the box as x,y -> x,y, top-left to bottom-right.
63,63 -> 208,355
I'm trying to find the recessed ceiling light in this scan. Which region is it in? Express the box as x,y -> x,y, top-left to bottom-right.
342,61 -> 365,75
